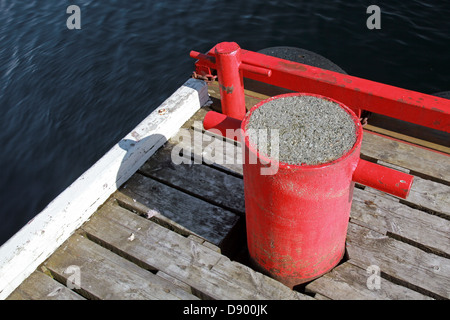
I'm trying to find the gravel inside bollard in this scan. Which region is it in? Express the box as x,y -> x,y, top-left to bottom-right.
246,95 -> 357,165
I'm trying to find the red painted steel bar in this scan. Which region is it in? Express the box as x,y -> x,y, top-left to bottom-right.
190,49 -> 272,78
190,51 -> 216,69
240,63 -> 272,77
352,158 -> 413,198
212,42 -> 247,120
192,43 -> 450,133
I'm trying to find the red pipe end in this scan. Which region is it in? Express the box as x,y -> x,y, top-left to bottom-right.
214,42 -> 240,55
353,159 -> 414,199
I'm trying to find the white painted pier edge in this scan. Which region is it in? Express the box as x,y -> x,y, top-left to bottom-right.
0,79 -> 209,299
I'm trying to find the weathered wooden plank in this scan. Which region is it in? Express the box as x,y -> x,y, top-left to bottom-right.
313,293 -> 331,300
364,124 -> 450,154
367,161 -> 449,219
211,257 -> 314,300
404,176 -> 450,218
139,143 -> 245,214
0,78 -> 209,300
117,173 -> 240,247
370,160 -> 450,218
171,130 -> 242,177
174,106 -> 243,174
346,223 -> 450,299
305,262 -> 433,300
156,271 -> 194,295
361,131 -> 449,183
6,271 -> 85,300
44,232 -> 199,300
114,191 -> 197,240
351,188 -> 450,257
81,201 -> 311,300
365,113 -> 450,152
169,125 -> 243,176
187,235 -> 221,253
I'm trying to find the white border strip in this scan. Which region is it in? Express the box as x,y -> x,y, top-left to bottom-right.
0,78 -> 209,299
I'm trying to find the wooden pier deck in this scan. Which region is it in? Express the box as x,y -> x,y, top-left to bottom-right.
6,79 -> 450,300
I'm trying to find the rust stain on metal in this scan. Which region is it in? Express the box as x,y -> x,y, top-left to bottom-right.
319,72 -> 337,84
219,83 -> 234,94
158,108 -> 168,115
131,131 -> 140,141
278,60 -> 307,72
431,107 -> 445,113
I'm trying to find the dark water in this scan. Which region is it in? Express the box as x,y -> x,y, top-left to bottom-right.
0,0 -> 449,245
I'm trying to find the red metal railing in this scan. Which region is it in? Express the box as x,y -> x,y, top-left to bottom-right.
191,42 -> 450,133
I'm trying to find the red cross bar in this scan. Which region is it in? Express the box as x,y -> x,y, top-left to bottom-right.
191,42 -> 450,133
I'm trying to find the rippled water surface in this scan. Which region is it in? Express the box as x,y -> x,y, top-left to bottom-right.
0,1 -> 449,244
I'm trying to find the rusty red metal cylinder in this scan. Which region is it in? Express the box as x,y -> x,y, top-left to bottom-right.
240,93 -> 364,288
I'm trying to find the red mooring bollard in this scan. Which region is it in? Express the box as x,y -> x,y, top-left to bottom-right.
204,93 -> 414,288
